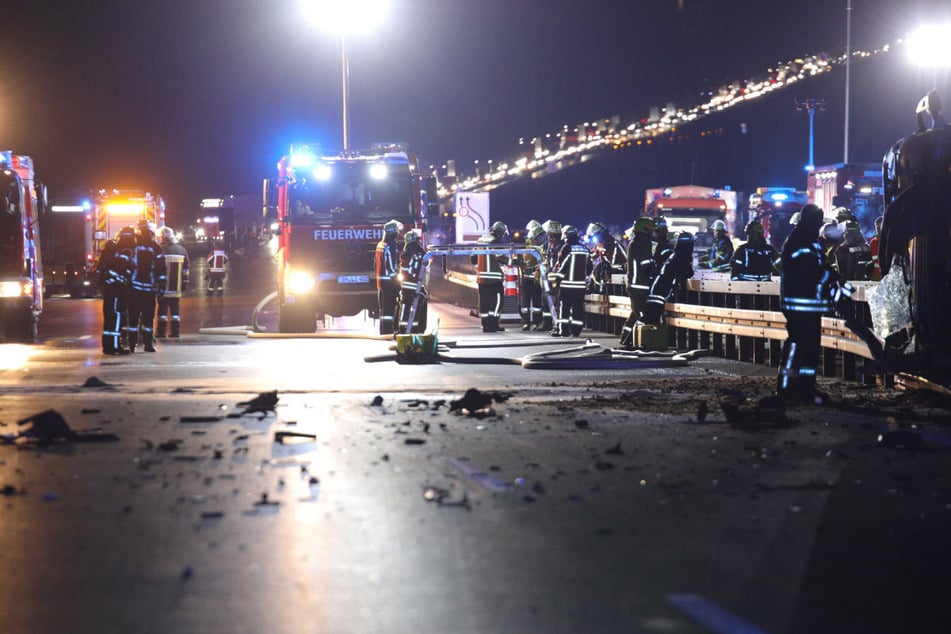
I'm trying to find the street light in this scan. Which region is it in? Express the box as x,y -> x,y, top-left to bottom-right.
795,97 -> 826,172
907,24 -> 951,90
300,0 -> 389,151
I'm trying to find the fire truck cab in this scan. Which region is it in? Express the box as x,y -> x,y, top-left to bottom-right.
0,151 -> 46,342
267,144 -> 436,333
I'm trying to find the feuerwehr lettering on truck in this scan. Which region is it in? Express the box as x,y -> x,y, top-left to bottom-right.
313,228 -> 384,241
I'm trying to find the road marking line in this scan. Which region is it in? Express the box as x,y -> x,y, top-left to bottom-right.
665,593 -> 768,634
448,458 -> 512,492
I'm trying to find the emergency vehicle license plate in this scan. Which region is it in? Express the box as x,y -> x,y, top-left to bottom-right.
337,275 -> 370,284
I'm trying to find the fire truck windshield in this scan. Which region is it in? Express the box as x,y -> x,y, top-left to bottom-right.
288,162 -> 415,227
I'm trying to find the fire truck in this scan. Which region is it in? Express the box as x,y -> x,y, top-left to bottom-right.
265,143 -> 438,333
0,151 -> 46,342
807,162 -> 884,237
85,190 -> 164,286
643,185 -> 738,252
43,194 -> 95,297
747,187 -> 808,248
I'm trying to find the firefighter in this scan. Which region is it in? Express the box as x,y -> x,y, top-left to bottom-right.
642,231 -> 695,325
818,220 -> 843,270
375,219 -> 402,335
586,221 -> 627,295
519,223 -> 546,331
552,224 -> 592,337
619,217 -> 656,349
834,219 -> 873,281
127,221 -> 166,353
396,229 -> 427,334
157,226 -> 190,338
777,203 -> 838,405
699,219 -> 734,271
472,221 -> 509,332
206,241 -> 229,296
541,219 -> 563,331
730,220 -> 781,281
98,227 -> 134,355
833,206 -> 856,224
652,216 -> 673,266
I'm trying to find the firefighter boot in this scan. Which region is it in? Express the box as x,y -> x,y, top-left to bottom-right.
156,319 -> 167,338
170,321 -> 181,338
127,331 -> 138,353
102,334 -> 114,355
143,332 -> 156,353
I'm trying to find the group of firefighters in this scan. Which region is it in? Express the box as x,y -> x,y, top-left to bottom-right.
374,201 -> 873,405
95,220 -> 229,355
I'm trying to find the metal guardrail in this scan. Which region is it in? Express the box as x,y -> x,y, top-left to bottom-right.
433,262 -> 880,381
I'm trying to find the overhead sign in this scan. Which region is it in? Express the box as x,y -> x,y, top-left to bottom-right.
454,192 -> 490,244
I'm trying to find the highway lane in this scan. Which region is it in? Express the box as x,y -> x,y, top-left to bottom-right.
2,247 -> 949,633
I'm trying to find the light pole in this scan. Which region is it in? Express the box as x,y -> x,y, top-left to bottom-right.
843,0 -> 852,164
907,24 -> 951,91
300,0 -> 389,151
796,98 -> 826,171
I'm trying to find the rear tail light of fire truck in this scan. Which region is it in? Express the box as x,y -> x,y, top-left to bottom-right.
287,269 -> 316,294
0,281 -> 32,298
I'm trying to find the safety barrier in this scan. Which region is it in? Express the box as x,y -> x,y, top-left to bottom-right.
431,260 -> 880,382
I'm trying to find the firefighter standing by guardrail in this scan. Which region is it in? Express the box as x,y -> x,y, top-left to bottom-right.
396,229 -> 427,334
375,220 -> 402,335
699,220 -> 734,271
642,231 -> 695,325
519,223 -> 546,331
619,217 -> 657,349
472,221 -> 509,333
552,225 -> 592,337
730,220 -> 780,281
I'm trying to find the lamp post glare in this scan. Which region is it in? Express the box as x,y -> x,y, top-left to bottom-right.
907,24 -> 951,89
300,0 -> 389,151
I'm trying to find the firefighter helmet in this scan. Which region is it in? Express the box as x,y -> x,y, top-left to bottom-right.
676,231 -> 695,244
526,219 -> 542,232
586,222 -> 607,238
491,221 -> 508,236
528,224 -> 545,240
562,224 -> 578,239
798,204 -> 824,231
711,220 -> 727,233
745,220 -> 764,235
404,229 -> 420,243
160,226 -> 177,244
633,217 -> 655,235
653,216 -> 668,230
383,219 -> 401,235
542,219 -> 561,236
833,206 -> 854,223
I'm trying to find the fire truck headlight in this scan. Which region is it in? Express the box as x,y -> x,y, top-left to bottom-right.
313,164 -> 332,181
288,270 -> 316,294
0,281 -> 27,298
369,164 -> 388,180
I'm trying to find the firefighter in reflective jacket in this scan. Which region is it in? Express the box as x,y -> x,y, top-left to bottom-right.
98,227 -> 135,355
619,217 -> 656,348
833,220 -> 873,281
730,220 -> 781,281
206,242 -> 229,296
472,221 -> 509,332
552,225 -> 592,337
375,219 -> 402,335
396,229 -> 427,334
128,221 -> 166,353
519,223 -> 546,331
541,219 -> 563,331
699,219 -> 734,271
586,221 -> 627,295
157,226 -> 190,338
777,203 -> 836,405
642,231 -> 695,325
652,216 -> 673,266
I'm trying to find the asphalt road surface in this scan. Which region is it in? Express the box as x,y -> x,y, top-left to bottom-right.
1,243 -> 949,634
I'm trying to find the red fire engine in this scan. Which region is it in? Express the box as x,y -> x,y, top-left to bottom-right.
266,144 -> 438,333
0,151 -> 46,341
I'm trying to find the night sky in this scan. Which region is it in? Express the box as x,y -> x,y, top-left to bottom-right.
0,0 -> 945,226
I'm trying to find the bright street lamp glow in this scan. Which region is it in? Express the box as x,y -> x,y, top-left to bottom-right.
907,24 -> 951,68
300,0 -> 389,35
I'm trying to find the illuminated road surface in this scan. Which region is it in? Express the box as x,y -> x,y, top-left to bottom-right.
1,248 -> 949,633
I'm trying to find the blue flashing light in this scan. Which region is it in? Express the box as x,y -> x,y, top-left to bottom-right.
663,188 -> 672,196
768,192 -> 789,202
804,164 -> 815,172
82,199 -> 92,211
369,164 -> 388,180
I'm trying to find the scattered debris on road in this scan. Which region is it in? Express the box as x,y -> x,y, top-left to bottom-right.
235,391 -> 279,418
